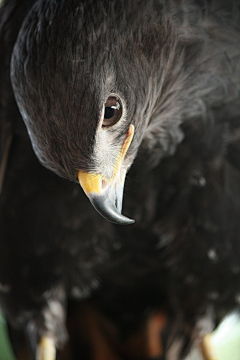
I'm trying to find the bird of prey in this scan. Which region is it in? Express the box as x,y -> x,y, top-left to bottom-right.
1,0 -> 240,359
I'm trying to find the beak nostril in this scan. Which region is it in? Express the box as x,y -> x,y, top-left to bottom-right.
101,179 -> 107,190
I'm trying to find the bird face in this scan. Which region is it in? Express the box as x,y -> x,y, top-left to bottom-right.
78,121 -> 135,224
11,1 -> 157,224
77,92 -> 136,224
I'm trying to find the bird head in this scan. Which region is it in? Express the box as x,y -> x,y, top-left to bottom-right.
11,0 -> 163,224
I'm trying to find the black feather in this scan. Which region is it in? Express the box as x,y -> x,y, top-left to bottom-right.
1,1 -> 240,359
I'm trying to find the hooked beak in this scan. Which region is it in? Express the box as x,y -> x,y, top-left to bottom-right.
78,125 -> 135,225
85,173 -> 134,225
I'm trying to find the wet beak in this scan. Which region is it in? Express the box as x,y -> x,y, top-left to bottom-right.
78,125 -> 135,225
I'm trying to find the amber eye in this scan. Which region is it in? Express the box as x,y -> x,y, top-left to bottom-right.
102,96 -> 123,127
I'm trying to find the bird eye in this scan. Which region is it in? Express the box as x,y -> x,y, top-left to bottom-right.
102,96 -> 123,127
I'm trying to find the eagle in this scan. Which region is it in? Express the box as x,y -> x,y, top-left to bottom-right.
0,0 -> 240,359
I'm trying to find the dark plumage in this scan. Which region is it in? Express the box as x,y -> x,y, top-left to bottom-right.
1,0 -> 240,359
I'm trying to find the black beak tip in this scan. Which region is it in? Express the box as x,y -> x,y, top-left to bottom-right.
89,194 -> 135,225
110,216 -> 135,226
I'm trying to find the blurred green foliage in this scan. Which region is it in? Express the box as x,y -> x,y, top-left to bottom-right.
0,311 -> 16,360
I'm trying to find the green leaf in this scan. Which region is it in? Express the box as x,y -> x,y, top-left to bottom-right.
0,310 -> 16,360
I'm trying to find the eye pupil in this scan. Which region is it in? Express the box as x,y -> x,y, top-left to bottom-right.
102,96 -> 123,128
104,106 -> 115,119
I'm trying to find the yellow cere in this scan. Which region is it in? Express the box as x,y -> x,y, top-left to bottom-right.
78,172 -> 103,194
112,124 -> 135,181
78,124 -> 135,195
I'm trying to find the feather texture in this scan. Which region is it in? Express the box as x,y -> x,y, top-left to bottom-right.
1,1 -> 240,359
